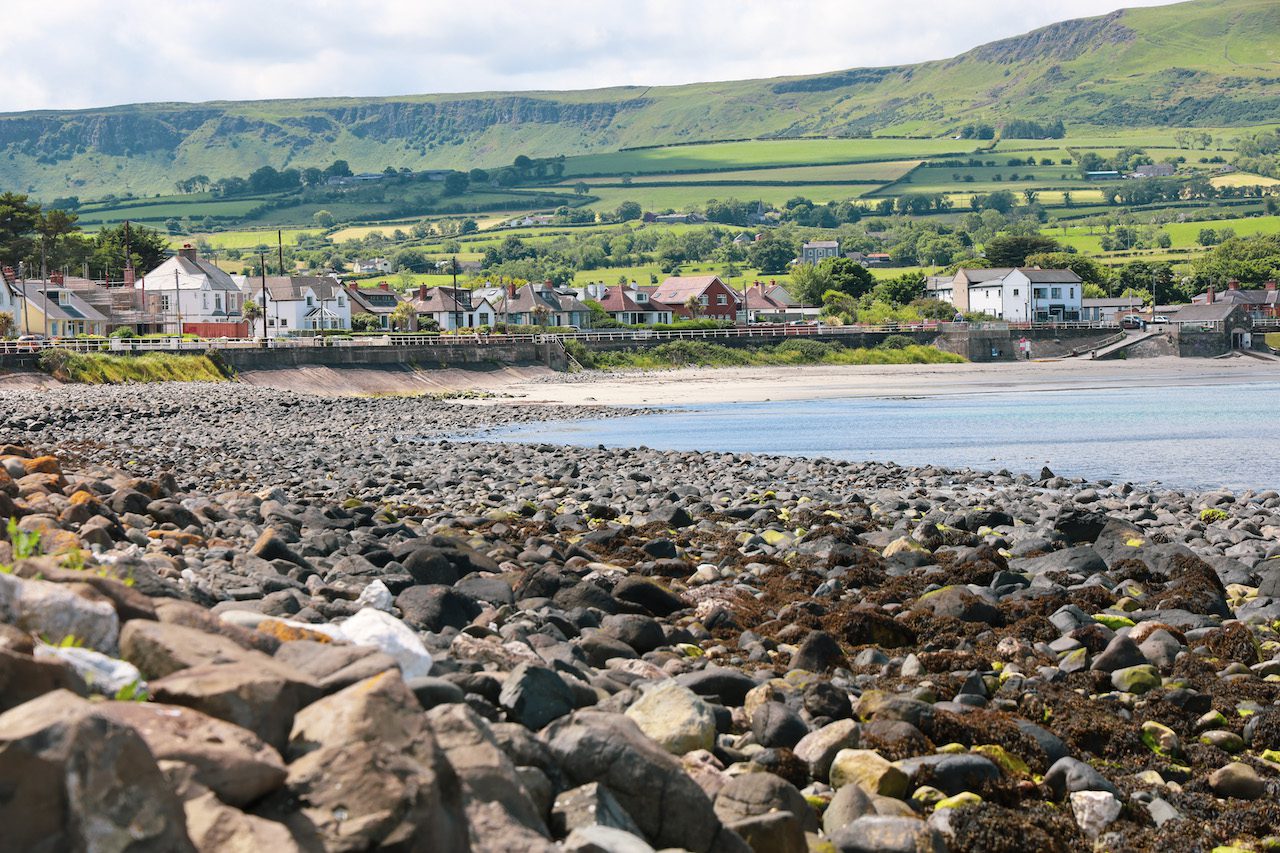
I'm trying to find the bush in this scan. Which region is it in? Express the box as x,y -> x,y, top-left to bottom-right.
1199,508 -> 1229,523
879,335 -> 914,350
563,339 -> 594,369
108,327 -> 136,339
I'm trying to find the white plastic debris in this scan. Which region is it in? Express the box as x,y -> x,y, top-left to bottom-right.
337,607 -> 433,679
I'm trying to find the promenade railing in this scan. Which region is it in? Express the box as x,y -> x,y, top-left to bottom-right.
0,320 -> 1123,355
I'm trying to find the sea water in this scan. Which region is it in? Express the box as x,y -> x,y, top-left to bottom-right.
483,382 -> 1280,491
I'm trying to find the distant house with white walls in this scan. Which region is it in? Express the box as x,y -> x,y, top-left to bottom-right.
239,276 -> 351,334
136,245 -> 246,335
938,268 -> 1082,322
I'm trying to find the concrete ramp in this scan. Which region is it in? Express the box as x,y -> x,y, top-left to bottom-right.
1238,348 -> 1280,362
1088,330 -> 1164,360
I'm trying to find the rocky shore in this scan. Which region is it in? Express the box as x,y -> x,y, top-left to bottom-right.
2,383 -> 1279,852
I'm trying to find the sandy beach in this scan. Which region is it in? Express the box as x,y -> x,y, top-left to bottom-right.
494,355 -> 1280,407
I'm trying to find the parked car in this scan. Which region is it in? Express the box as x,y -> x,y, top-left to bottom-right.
1120,315 -> 1146,330
14,334 -> 49,351
1151,316 -> 1169,324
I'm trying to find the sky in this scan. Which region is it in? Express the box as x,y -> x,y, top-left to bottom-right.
2,0 -> 1179,113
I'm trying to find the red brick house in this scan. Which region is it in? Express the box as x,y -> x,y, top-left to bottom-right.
651,275 -> 741,321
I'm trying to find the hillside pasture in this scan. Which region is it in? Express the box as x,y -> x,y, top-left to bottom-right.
562,138 -> 979,177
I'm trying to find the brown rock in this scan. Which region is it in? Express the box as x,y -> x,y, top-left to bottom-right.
13,558 -> 157,622
151,661 -> 319,752
154,599 -> 281,654
184,792 -> 303,853
0,645 -> 88,711
272,639 -> 397,693
0,690 -> 194,852
264,672 -> 469,852
97,701 -> 287,807
121,620 -> 293,679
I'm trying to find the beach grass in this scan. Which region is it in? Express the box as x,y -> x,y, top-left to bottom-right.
571,339 -> 963,371
38,351 -> 227,384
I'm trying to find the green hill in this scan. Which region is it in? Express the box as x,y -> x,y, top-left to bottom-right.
3,0 -> 1278,199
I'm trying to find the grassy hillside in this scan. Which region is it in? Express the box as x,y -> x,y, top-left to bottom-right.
3,0 -> 1278,199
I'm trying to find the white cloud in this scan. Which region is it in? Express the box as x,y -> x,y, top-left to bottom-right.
0,0 -> 1178,112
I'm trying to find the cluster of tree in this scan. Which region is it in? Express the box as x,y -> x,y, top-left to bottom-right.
956,123 -> 996,140
178,160 -> 357,197
1191,233 -> 1280,286
1075,148 -> 1156,177
1233,130 -> 1280,180
0,192 -> 169,279
1000,119 -> 1066,139
1173,131 -> 1217,151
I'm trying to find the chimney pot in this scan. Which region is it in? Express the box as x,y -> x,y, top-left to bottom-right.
1206,285 -> 1215,304
50,272 -> 64,285
1228,279 -> 1240,290
1267,280 -> 1277,291
418,285 -> 427,299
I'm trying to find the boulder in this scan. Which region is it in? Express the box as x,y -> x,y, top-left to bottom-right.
553,782 -> 645,838
894,753 -> 1001,796
0,690 -> 194,852
0,645 -> 88,711
151,661 -> 320,752
822,783 -> 875,834
120,620 -> 283,680
1044,757 -> 1120,799
543,711 -> 744,852
270,672 -> 469,851
0,572 -> 120,653
751,701 -> 810,750
500,663 -> 576,730
96,701 -> 286,807
795,719 -> 861,782
624,681 -> 717,755
183,792 -> 301,853
829,816 -> 946,853
829,749 -> 910,798
428,702 -> 554,850
1208,762 -> 1267,800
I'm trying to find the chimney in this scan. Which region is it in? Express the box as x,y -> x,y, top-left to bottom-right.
124,266 -> 136,287
50,272 -> 64,285
1206,285 -> 1215,304
1267,280 -> 1277,291
1,266 -> 14,285
417,285 -> 427,300
509,282 -> 517,298
177,244 -> 198,262
379,281 -> 390,291
1228,279 -> 1240,291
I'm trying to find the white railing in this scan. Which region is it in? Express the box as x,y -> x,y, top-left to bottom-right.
0,320 -> 1125,356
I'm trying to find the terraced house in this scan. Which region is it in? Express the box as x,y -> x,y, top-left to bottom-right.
939,268 -> 1082,323
1,274 -> 108,336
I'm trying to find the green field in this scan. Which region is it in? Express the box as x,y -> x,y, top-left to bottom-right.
562,139 -> 979,177
172,228 -> 320,249
563,161 -> 921,186
1054,213 -> 1280,254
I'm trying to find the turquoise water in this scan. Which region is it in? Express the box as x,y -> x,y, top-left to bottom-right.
486,383 -> 1280,491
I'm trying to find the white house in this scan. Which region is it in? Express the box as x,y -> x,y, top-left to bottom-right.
0,274 -> 19,333
239,276 -> 352,334
136,245 -> 245,334
351,258 -> 391,275
940,268 -> 1082,322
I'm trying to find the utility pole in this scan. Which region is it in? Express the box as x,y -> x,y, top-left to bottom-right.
40,237 -> 48,338
451,256 -> 460,331
173,269 -> 180,337
259,251 -> 268,339
277,229 -> 285,276
18,261 -> 28,336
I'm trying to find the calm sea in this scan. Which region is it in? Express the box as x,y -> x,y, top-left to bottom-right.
483,382 -> 1280,492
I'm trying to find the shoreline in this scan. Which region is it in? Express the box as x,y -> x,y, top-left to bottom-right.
486,355 -> 1280,408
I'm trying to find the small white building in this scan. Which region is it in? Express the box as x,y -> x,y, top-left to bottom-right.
407,286 -> 499,331
136,245 -> 245,334
351,258 -> 391,275
239,276 -> 352,334
0,275 -> 19,332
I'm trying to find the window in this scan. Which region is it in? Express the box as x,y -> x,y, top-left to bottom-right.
1034,288 -> 1048,299
479,313 -> 490,325
215,294 -> 222,311
699,295 -> 709,306
1051,287 -> 1062,299
716,294 -> 727,305
160,295 -> 171,311
306,296 -> 314,306
202,293 -> 209,310
337,296 -> 345,306
280,318 -> 288,327
1070,288 -> 1075,299
1013,289 -> 1019,296
635,292 -> 647,302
